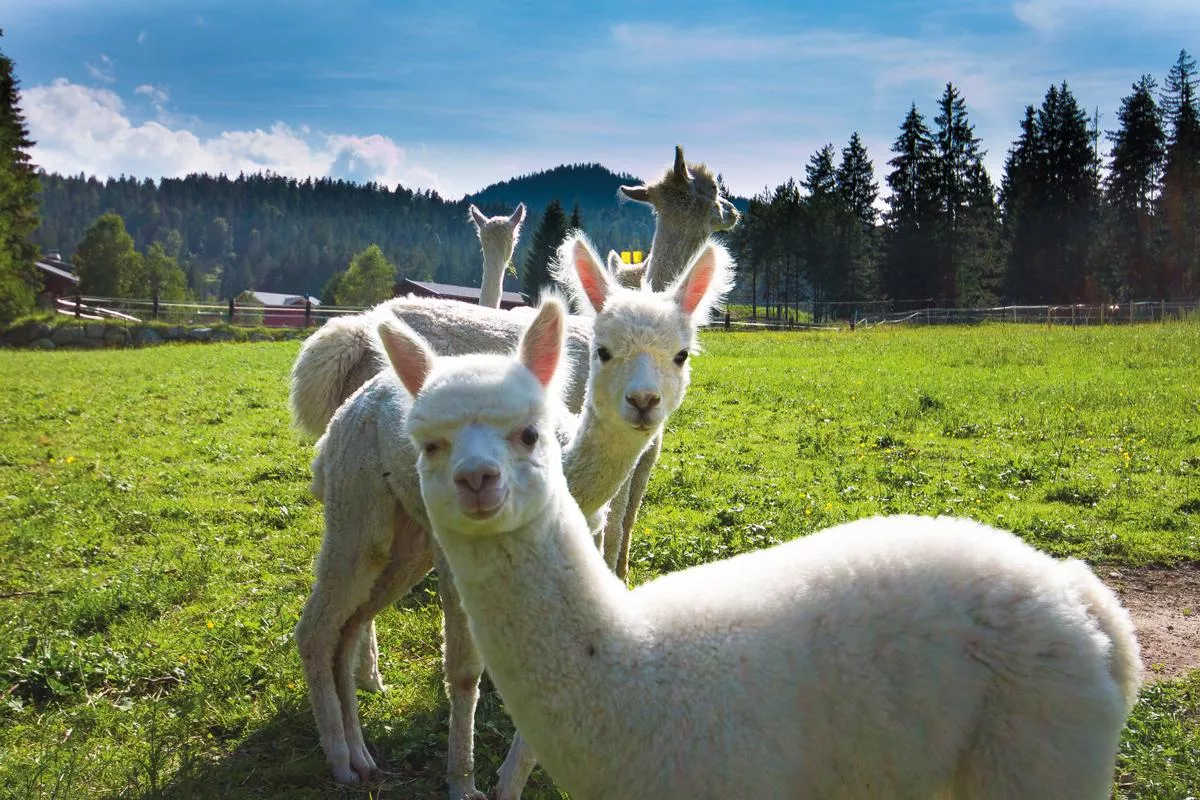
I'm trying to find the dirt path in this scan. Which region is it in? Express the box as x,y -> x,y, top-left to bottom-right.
1101,566 -> 1200,681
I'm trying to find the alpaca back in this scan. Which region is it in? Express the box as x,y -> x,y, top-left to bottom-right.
530,515 -> 1139,798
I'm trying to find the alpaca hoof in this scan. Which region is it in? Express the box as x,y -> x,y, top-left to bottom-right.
357,674 -> 387,693
350,745 -> 378,783
331,764 -> 360,785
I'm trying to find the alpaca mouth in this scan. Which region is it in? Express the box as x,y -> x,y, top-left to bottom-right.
458,487 -> 508,519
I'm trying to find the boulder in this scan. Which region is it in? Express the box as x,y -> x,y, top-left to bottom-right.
28,338 -> 55,349
51,325 -> 86,346
133,327 -> 162,346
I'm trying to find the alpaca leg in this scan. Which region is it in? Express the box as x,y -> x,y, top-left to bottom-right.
616,434 -> 662,580
493,732 -> 538,800
354,620 -> 386,693
336,509 -> 435,783
602,478 -> 632,570
436,548 -> 488,800
296,527 -> 387,784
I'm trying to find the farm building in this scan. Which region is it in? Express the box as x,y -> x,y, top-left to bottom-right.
248,291 -> 321,327
397,278 -> 526,309
34,252 -> 80,304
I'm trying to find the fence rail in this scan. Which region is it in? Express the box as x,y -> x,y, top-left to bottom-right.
47,294 -> 1200,334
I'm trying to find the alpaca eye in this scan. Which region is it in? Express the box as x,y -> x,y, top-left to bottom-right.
673,350 -> 689,366
596,346 -> 613,363
520,426 -> 539,447
423,442 -> 441,457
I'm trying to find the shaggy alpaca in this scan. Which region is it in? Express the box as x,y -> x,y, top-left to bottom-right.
294,235 -> 732,795
468,202 -> 525,308
385,301 -> 1143,800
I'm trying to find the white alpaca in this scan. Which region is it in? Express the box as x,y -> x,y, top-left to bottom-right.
383,300 -> 1143,800
468,202 -> 525,309
289,145 -> 740,580
295,234 -> 732,796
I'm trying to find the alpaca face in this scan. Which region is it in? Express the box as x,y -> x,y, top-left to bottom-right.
554,232 -> 734,436
409,361 -> 559,535
618,146 -> 741,234
381,299 -> 567,537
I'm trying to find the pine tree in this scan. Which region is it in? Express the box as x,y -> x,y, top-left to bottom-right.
334,244 -> 396,306
569,202 -> 582,231
1160,49 -> 1200,296
835,132 -> 879,303
522,199 -> 567,301
932,82 -> 989,303
801,145 -> 842,315
1001,106 -> 1042,298
1105,75 -> 1166,296
883,104 -> 939,304
0,29 -> 39,322
74,213 -> 141,297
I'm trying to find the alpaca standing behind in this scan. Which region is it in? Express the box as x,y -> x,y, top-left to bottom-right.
468,202 -> 525,309
288,146 -> 740,584
383,300 -> 1142,800
295,235 -> 732,796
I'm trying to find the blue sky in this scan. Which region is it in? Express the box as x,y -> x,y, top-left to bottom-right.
4,0 -> 1200,199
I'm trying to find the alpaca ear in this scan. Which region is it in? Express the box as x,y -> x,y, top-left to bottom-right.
606,250 -> 622,273
469,204 -> 489,229
673,144 -> 690,180
509,202 -> 526,226
378,319 -> 435,398
553,233 -> 615,314
618,184 -> 650,204
672,241 -> 734,321
518,298 -> 566,389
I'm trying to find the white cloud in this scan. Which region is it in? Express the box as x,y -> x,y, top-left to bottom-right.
134,83 -> 168,105
84,54 -> 115,83
1013,0 -> 1200,33
23,79 -> 444,194
137,30 -> 146,45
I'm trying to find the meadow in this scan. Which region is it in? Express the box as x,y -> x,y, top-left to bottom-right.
1,323 -> 1198,799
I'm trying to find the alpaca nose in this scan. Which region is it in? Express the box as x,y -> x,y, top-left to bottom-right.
625,391 -> 661,412
455,466 -> 500,493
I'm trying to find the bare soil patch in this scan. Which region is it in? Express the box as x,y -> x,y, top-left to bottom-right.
1101,566 -> 1200,681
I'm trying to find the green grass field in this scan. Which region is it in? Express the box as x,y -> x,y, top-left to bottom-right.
1,323 -> 1198,798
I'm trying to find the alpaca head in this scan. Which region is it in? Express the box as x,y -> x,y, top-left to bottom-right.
469,203 -> 527,267
618,145 -> 740,234
553,231 -> 733,437
380,299 -> 568,535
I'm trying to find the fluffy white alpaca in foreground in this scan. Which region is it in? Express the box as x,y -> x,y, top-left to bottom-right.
383,300 -> 1143,800
295,235 -> 732,796
468,202 -> 525,309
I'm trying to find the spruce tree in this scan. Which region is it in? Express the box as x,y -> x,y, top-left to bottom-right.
569,202 -> 582,231
801,145 -> 842,315
0,29 -> 39,322
1105,75 -> 1166,296
522,199 -> 567,301
883,104 -> 938,303
1160,49 -> 1200,295
1001,106 -> 1042,299
835,132 -> 879,303
932,82 -> 988,303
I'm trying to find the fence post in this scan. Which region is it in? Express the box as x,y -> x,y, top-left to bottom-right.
724,310 -> 730,331
152,294 -> 160,321
228,297 -> 235,323
305,298 -> 313,328
1100,303 -> 1104,326
1130,301 -> 1134,324
1161,299 -> 1166,321
74,294 -> 81,319
1071,305 -> 1076,328
1047,306 -> 1052,329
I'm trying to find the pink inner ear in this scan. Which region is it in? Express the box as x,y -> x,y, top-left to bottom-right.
574,243 -> 610,310
380,327 -> 432,397
678,248 -> 717,315
521,310 -> 563,388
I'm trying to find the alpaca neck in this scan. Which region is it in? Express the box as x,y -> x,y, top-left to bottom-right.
561,400 -> 654,519
645,212 -> 713,291
435,481 -> 633,770
479,249 -> 510,308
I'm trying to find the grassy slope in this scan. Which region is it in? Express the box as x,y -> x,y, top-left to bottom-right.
0,324 -> 1197,798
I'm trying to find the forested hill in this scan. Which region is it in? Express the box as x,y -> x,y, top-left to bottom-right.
31,162 -> 695,302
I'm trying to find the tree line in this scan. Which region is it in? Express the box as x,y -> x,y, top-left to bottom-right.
730,51 -> 1200,318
